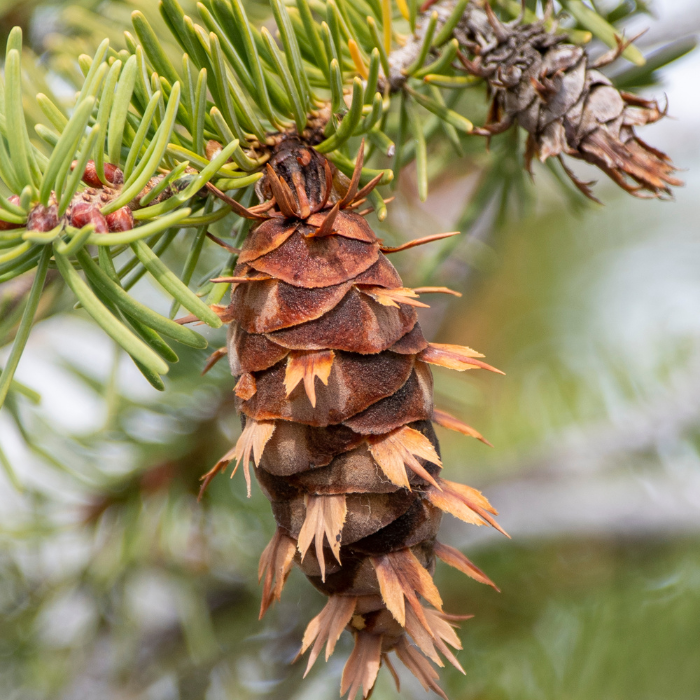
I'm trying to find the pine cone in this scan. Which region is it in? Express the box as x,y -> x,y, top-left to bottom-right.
454,1 -> 681,199
204,139 -> 505,698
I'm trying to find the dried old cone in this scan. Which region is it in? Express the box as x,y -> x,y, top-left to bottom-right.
202,138 -> 506,698
454,1 -> 681,199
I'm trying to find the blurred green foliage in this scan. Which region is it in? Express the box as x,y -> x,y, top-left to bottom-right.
439,538 -> 700,700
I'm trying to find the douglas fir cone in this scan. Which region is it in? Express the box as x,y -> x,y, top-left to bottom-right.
200,139 -> 506,699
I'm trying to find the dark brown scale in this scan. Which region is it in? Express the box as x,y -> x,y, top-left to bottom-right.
301,542 -> 435,597
343,363 -> 434,435
265,289 -> 417,354
350,500 -> 442,556
230,279 -> 354,333
287,444 -> 404,495
228,322 -> 290,374
247,229 -> 379,288
273,490 -> 418,546
237,218 -> 298,264
353,256 -> 403,288
276,432 -> 439,495
258,421 -> 364,475
388,323 -> 429,355
238,352 -> 415,425
302,551 -> 368,593
306,209 -> 378,243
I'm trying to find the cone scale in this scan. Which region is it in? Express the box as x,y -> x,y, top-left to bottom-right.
207,138 -> 505,698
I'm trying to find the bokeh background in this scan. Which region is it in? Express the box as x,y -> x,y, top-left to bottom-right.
1,1 -> 699,699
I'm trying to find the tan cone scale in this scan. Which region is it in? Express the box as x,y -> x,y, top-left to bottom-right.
204,138 -> 505,699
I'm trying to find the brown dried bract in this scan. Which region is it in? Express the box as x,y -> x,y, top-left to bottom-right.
234,372 -> 257,400
433,407 -> 492,446
200,419 -> 275,499
297,494 -> 347,581
359,286 -> 430,309
371,548 -> 443,628
394,636 -> 448,700
404,602 -> 467,673
340,631 -> 383,700
434,540 -> 499,591
202,347 -> 227,375
284,349 -> 335,407
419,342 -> 504,374
258,528 -> 297,619
300,595 -> 357,675
426,478 -> 509,537
380,231 -> 460,254
368,425 -> 442,489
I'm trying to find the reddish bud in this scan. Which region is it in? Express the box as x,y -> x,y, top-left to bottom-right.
79,161 -> 102,188
72,160 -> 124,188
0,195 -> 22,231
106,206 -> 134,232
70,202 -> 108,233
103,163 -> 124,186
27,203 -> 59,232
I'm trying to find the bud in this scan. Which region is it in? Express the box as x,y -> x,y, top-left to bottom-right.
0,195 -> 22,231
106,206 -> 134,232
104,163 -> 124,186
72,160 -> 125,189
27,203 -> 59,232
70,202 -> 108,233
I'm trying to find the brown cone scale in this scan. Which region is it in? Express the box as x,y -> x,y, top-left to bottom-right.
210,138 -> 506,698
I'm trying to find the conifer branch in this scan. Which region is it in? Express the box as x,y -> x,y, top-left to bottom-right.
0,0 -> 691,413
